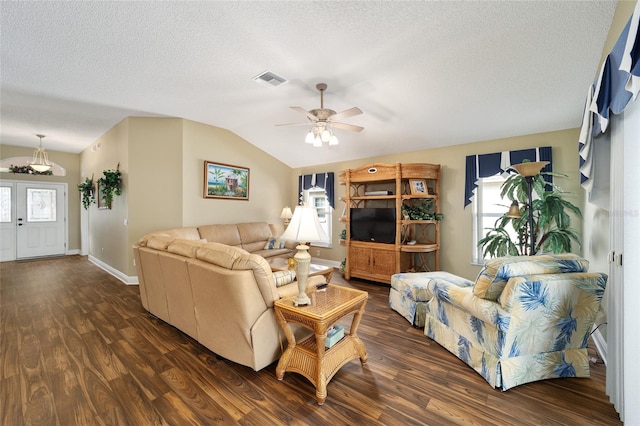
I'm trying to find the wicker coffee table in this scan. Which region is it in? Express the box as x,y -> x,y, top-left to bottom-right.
274,284 -> 368,405
267,257 -> 334,283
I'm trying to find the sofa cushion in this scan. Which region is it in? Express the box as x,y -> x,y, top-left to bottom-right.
238,222 -> 273,253
272,270 -> 296,287
167,239 -> 209,258
138,228 -> 200,246
195,243 -> 249,269
146,236 -> 176,251
473,253 -> 590,301
264,236 -> 286,250
198,224 -> 243,247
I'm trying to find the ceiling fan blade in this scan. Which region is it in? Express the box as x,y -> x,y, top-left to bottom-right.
328,107 -> 363,122
331,122 -> 364,132
290,106 -> 318,122
275,122 -> 313,127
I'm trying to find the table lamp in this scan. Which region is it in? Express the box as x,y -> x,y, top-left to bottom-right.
280,203 -> 329,306
280,206 -> 293,227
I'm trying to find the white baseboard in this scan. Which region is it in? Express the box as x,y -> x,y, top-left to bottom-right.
66,249 -> 80,256
88,255 -> 139,285
592,328 -> 607,366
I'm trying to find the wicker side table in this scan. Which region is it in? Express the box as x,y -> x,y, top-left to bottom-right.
274,284 -> 368,405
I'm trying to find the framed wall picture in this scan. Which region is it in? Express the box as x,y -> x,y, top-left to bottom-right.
203,161 -> 250,200
409,179 -> 428,195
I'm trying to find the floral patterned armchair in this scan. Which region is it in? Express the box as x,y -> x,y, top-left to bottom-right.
423,254 -> 607,390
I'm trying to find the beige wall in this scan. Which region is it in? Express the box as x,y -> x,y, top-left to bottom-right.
79,119 -> 130,274
0,144 -> 82,253
127,117 -> 184,274
78,117 -> 295,277
180,119 -> 293,227
295,128 -> 582,280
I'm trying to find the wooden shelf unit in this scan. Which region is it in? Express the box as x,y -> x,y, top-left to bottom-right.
339,162 -> 441,284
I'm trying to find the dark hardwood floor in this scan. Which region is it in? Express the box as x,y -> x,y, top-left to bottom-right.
1,256 -> 621,425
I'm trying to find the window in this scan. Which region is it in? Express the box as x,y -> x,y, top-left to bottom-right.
0,186 -> 11,223
303,187 -> 332,248
27,188 -> 57,222
471,174 -> 517,263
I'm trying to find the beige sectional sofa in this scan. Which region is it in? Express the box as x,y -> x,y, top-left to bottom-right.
140,222 -> 295,259
133,222 -> 324,371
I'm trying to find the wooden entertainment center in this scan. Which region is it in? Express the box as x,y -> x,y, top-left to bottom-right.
339,162 -> 441,284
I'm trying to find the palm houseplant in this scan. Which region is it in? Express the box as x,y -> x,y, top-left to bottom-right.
478,162 -> 582,258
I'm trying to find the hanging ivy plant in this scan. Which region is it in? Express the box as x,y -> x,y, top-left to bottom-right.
77,177 -> 95,210
98,165 -> 122,209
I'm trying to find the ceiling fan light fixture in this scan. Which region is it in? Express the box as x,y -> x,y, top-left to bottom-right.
305,131 -> 315,144
320,128 -> 331,142
31,134 -> 52,172
277,82 -> 362,147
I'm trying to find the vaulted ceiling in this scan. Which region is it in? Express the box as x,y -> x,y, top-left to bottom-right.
1,1 -> 617,168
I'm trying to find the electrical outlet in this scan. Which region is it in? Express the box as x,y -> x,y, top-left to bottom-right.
101,247 -> 104,254
315,249 -> 320,256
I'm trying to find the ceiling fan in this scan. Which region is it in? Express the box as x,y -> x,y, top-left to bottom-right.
277,83 -> 363,146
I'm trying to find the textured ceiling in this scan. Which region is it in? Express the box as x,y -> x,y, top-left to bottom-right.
1,1 -> 617,168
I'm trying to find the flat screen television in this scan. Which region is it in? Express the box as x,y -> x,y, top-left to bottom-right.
350,207 -> 396,244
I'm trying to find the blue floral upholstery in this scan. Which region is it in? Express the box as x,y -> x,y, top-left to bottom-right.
389,272 -> 473,327
423,255 -> 607,390
473,253 -> 590,301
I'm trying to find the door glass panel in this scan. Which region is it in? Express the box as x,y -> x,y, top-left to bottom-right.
0,187 -> 11,222
27,188 -> 56,222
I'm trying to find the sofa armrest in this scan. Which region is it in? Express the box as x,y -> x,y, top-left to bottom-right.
429,279 -> 510,332
496,272 -> 607,353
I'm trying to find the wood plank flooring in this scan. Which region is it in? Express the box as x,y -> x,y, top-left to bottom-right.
1,256 -> 621,425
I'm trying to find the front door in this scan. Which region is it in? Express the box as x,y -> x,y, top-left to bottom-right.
14,181 -> 67,259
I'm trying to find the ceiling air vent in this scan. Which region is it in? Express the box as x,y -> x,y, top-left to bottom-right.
253,70 -> 288,88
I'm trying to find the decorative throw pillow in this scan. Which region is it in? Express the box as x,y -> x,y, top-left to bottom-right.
264,236 -> 286,250
273,270 -> 296,287
473,253 -> 589,301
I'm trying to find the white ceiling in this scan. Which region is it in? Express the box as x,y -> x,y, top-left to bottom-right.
1,1 -> 617,168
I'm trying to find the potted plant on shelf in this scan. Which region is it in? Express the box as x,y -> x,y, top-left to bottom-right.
77,177 -> 95,210
401,199 -> 444,221
478,168 -> 581,258
98,165 -> 122,209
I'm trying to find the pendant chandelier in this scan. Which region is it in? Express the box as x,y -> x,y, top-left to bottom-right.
31,134 -> 52,172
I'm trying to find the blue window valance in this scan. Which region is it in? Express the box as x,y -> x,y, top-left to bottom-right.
579,2 -> 639,195
464,146 -> 552,207
298,172 -> 335,209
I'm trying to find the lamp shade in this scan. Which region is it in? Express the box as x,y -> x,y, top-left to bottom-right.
506,200 -> 521,218
511,161 -> 549,177
280,206 -> 293,219
280,203 -> 328,243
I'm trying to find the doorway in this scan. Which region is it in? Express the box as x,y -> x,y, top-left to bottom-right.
0,180 -> 67,261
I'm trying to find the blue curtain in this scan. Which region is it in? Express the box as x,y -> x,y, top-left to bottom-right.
580,3 -> 639,195
298,172 -> 335,209
464,146 -> 552,207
